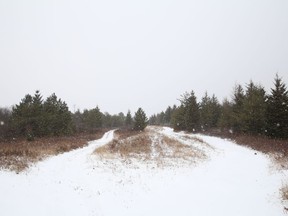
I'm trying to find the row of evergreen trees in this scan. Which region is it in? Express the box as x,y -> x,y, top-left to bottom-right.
72,108 -> 147,132
1,74 -> 287,140
0,91 -> 149,140
150,74 -> 288,139
8,91 -> 73,140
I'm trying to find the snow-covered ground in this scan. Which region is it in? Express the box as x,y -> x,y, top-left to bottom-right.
0,127 -> 287,216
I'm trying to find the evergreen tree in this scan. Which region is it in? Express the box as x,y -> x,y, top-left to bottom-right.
231,84 -> 245,132
171,105 -> 186,131
156,111 -> 165,125
83,106 -> 102,132
12,92 -> 39,139
43,93 -> 73,136
210,95 -> 221,127
164,106 -> 172,126
72,109 -> 84,132
149,114 -> 157,125
32,90 -> 45,137
133,108 -> 148,131
267,74 -> 288,138
102,112 -> 112,128
125,110 -> 133,128
241,81 -> 267,135
200,92 -> 220,130
181,91 -> 200,132
115,112 -> 125,127
0,107 -> 12,140
218,98 -> 234,131
11,91 -> 72,139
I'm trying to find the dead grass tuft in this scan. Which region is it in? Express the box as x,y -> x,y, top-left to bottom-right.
95,132 -> 151,158
282,185 -> 288,200
161,136 -> 206,160
182,135 -> 205,143
114,129 -> 142,140
0,131 -> 106,173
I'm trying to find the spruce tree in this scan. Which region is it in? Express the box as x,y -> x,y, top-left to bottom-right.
133,108 -> 148,131
29,90 -> 44,138
11,92 -> 44,140
43,93 -> 73,136
171,105 -> 186,131
181,91 -> 200,132
241,81 -> 267,135
231,84 -> 245,132
267,74 -> 288,138
200,93 -> 221,130
218,98 -> 234,131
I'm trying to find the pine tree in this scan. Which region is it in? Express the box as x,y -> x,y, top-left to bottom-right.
133,108 -> 148,131
267,74 -> 288,138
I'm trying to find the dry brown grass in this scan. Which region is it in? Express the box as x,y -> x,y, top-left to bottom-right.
282,185 -> 288,212
0,131 -> 106,172
95,132 -> 151,158
283,185 -> 288,200
161,136 -> 206,160
94,129 -> 207,167
182,135 -> 205,144
114,129 -> 142,140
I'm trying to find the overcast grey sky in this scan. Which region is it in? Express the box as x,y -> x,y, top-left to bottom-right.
1,0 -> 288,116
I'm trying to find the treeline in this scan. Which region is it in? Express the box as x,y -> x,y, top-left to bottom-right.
73,108 -> 147,132
1,74 -> 287,141
150,74 -> 288,139
0,91 -> 148,141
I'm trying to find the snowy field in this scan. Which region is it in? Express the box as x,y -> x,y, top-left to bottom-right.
0,127 -> 287,216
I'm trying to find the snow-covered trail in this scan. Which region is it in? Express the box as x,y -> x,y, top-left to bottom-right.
0,127 -> 287,216
0,130 -> 115,216
160,127 -> 287,215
